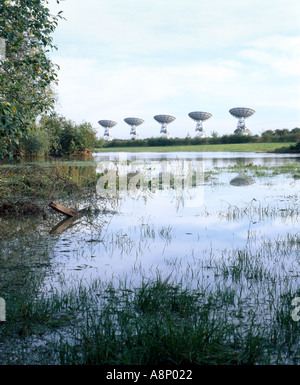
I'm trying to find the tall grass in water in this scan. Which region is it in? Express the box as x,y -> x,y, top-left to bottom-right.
1,241 -> 299,365
1,162 -> 300,365
55,276 -> 267,365
2,266 -> 298,365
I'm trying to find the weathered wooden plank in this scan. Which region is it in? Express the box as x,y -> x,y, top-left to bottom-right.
49,201 -> 80,217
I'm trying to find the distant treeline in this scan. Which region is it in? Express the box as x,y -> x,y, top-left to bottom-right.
97,128 -> 300,149
7,114 -> 300,158
275,140 -> 300,153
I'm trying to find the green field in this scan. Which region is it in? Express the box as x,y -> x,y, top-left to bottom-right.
94,142 -> 296,153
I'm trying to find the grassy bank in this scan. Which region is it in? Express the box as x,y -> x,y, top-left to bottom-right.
0,161 -> 100,216
95,142 -> 296,153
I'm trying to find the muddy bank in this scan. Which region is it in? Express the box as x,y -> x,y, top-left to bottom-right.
0,200 -> 43,216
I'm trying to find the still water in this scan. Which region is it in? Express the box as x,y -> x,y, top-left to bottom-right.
1,151 -> 299,364
37,151 -> 300,291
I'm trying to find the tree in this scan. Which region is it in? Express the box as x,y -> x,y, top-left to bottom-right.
19,123 -> 50,157
0,0 -> 63,158
261,130 -> 273,142
38,112 -> 64,155
38,114 -> 98,156
59,121 -> 97,155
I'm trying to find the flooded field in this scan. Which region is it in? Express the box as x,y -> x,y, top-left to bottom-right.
0,151 -> 300,364
45,152 -> 300,286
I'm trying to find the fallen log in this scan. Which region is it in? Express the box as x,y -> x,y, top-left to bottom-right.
49,201 -> 80,217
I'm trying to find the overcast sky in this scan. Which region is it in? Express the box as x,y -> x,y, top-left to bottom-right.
49,0 -> 300,139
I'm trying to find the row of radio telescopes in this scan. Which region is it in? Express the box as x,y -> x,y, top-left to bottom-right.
98,107 -> 255,140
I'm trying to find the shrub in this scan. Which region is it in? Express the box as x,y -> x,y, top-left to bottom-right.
20,127 -> 51,157
38,114 -> 97,155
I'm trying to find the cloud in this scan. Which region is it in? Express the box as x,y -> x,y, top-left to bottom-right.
51,0 -> 300,60
53,55 -> 242,135
49,0 -> 300,136
53,50 -> 300,138
239,36 -> 300,77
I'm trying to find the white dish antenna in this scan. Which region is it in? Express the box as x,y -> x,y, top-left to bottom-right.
188,111 -> 212,137
229,108 -> 255,135
154,115 -> 176,138
124,117 -> 144,140
98,120 -> 117,141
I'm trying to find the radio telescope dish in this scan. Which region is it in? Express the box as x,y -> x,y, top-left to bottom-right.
98,120 -> 117,141
229,108 -> 255,135
154,115 -> 176,138
124,117 -> 144,140
188,111 -> 212,137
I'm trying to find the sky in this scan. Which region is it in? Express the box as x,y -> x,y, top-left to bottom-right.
49,0 -> 300,139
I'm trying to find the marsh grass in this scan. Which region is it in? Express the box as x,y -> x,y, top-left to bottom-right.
219,200 -> 300,223
27,277 -> 269,365
226,163 -> 300,178
1,257 -> 299,365
0,161 -> 98,209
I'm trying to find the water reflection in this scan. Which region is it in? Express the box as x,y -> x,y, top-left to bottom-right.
230,174 -> 255,186
94,151 -> 300,170
37,152 -> 299,288
1,152 -> 300,293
